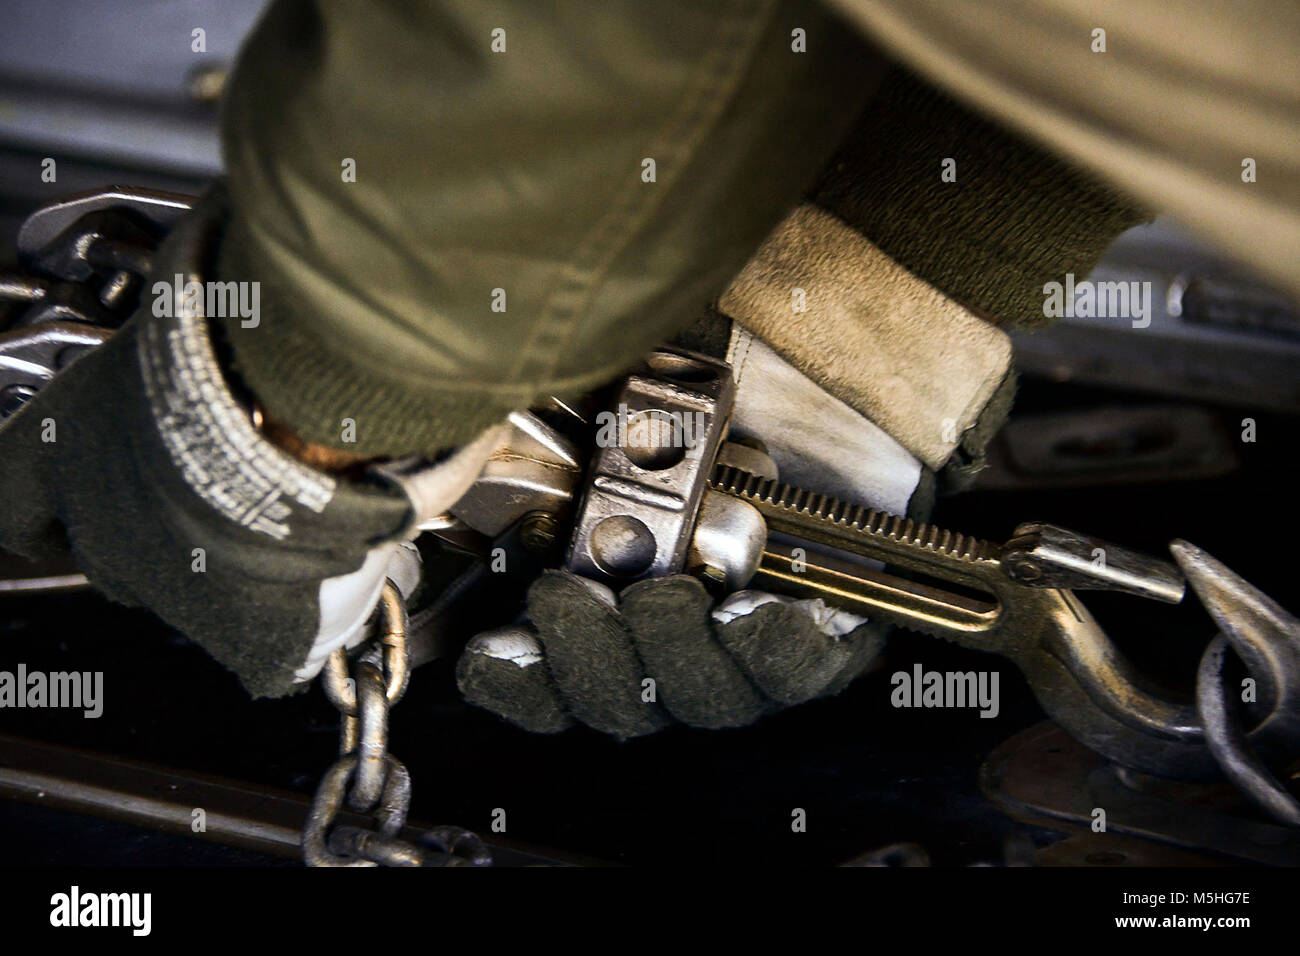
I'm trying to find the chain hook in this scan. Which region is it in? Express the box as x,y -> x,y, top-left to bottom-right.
1176,540 -> 1300,825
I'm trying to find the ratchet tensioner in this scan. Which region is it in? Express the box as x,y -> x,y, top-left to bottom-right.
448,345 -> 1300,824
4,189 -> 1298,826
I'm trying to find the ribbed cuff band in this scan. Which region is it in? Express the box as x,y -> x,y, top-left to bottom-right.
213,214 -> 524,457
812,69 -> 1149,327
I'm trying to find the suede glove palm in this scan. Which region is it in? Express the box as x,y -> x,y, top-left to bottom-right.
457,570 -> 887,738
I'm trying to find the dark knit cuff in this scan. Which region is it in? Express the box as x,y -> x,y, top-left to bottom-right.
213,214 -> 522,457
812,70 -> 1150,328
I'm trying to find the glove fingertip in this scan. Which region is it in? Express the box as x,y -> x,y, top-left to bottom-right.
819,621 -> 890,698
527,569 -> 616,619
456,627 -> 573,734
621,573 -> 711,611
717,602 -> 845,705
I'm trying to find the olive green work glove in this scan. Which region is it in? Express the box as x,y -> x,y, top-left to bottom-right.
0,188 -> 499,698
457,571 -> 887,737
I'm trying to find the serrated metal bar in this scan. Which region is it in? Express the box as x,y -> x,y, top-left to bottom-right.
709,464 -> 994,559
708,464 -> 1224,778
709,463 -> 1005,615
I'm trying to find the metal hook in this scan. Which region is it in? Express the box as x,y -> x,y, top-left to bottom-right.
1176,541 -> 1300,824
714,466 -> 1298,780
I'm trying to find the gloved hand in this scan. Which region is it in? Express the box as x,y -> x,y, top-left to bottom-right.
0,187 -> 501,697
452,68 -> 1149,732
457,570 -> 887,737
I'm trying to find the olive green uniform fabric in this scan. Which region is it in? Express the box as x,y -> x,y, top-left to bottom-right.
809,69 -> 1149,329
830,0 -> 1300,302
217,0 -> 889,457
217,1 -> 1148,462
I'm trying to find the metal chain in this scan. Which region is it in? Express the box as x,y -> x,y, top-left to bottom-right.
303,579 -> 491,867
1197,635 -> 1300,827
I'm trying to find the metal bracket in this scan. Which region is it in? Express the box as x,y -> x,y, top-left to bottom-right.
565,347 -> 734,585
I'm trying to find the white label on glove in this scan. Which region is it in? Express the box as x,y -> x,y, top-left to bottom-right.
140,310 -> 335,539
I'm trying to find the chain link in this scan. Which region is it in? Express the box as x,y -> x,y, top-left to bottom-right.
304,579 -> 491,866
1197,634 -> 1300,827
321,582 -> 411,716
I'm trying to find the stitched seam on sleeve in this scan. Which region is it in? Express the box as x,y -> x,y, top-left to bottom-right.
509,0 -> 779,385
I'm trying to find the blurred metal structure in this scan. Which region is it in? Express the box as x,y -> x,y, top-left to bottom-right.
0,0 -> 268,176
1012,219 -> 1300,413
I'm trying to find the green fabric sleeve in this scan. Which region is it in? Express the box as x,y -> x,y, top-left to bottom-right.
812,69 -> 1150,328
216,0 -> 888,457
